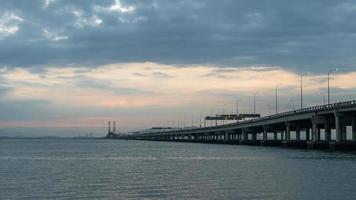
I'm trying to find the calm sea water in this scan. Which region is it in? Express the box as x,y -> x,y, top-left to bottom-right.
1,139 -> 356,200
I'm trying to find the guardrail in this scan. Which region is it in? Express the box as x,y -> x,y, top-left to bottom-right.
133,100 -> 356,136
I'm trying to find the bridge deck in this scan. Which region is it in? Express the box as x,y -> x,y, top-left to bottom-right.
125,100 -> 356,151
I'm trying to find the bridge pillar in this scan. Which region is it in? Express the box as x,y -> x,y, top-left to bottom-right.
306,128 -> 310,141
325,124 -> 331,142
335,111 -> 342,142
285,122 -> 291,141
242,129 -> 248,141
296,126 -> 301,141
342,123 -> 347,141
263,126 -> 268,141
352,116 -> 356,141
273,131 -> 278,141
318,128 -> 321,141
312,116 -> 320,142
224,131 -> 230,142
312,122 -> 318,142
281,131 -> 285,141
252,133 -> 257,141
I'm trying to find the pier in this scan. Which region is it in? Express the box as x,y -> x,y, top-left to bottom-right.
123,100 -> 356,151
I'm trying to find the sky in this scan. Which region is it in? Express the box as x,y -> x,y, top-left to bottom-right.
1,0 -> 356,134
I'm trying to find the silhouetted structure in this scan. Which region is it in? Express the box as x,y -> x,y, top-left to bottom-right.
127,100 -> 356,151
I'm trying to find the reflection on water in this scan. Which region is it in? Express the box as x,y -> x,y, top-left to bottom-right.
1,139 -> 356,200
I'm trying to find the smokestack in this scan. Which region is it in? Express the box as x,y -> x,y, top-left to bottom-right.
108,121 -> 111,133
113,121 -> 116,132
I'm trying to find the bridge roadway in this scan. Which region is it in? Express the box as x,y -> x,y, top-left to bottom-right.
128,100 -> 356,150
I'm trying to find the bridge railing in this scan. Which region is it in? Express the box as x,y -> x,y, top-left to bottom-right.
233,99 -> 356,126
134,100 -> 356,135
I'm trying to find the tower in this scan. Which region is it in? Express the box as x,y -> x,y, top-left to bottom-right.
108,121 -> 111,134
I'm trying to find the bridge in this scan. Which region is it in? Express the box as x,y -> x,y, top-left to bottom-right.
124,100 -> 356,150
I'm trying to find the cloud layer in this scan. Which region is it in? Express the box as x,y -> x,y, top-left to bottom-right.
1,0 -> 356,71
1,0 -> 356,132
1,62 -> 355,129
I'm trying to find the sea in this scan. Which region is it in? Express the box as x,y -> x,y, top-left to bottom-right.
1,139 -> 356,200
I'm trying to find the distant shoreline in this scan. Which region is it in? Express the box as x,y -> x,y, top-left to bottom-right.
0,137 -> 104,140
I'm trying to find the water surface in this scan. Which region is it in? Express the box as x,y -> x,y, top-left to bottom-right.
1,139 -> 356,199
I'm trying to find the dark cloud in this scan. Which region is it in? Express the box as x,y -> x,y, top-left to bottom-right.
0,0 -> 356,72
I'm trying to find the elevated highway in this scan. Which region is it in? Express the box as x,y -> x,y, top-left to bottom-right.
127,100 -> 356,150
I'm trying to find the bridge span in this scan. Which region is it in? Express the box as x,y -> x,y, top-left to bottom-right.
127,100 -> 356,150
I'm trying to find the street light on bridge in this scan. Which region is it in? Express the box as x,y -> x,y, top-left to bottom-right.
300,73 -> 309,109
222,104 -> 226,125
328,68 -> 339,104
236,101 -> 239,122
253,92 -> 258,114
275,86 -> 278,114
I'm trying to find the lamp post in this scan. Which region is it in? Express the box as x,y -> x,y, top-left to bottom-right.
236,101 -> 239,122
275,87 -> 278,114
222,104 -> 226,125
327,68 -> 339,104
253,92 -> 259,114
200,112 -> 202,128
300,74 -> 308,109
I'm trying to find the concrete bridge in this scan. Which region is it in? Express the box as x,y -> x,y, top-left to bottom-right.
127,100 -> 356,151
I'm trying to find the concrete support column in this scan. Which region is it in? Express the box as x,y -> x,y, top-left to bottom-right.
274,131 -> 278,141
285,122 -> 291,141
325,124 -> 331,142
296,126 -> 301,141
335,111 -> 342,142
342,123 -> 347,141
318,128 -> 321,141
352,116 -> 356,141
242,129 -> 248,141
281,132 -> 285,141
252,133 -> 257,141
312,121 -> 318,142
263,126 -> 268,141
225,131 -> 230,142
306,128 -> 310,141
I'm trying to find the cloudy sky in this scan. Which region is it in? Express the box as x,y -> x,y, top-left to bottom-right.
1,0 -> 356,133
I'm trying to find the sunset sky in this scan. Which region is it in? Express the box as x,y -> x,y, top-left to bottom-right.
1,0 -> 356,132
